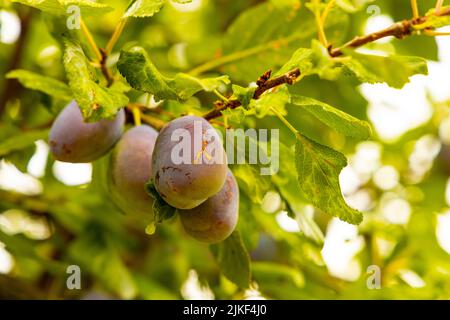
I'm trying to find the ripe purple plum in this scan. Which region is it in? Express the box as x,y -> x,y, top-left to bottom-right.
151,115 -> 227,209
109,125 -> 158,222
49,100 -> 125,163
178,170 -> 239,243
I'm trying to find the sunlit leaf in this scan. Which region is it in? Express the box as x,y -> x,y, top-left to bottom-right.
6,69 -> 72,101
295,133 -> 363,225
63,37 -> 129,121
210,231 -> 251,288
290,95 -> 371,140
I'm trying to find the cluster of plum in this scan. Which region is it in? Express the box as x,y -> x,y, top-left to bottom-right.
48,101 -> 239,243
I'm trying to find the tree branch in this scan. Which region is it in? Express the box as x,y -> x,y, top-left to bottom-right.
203,68 -> 301,121
329,6 -> 450,57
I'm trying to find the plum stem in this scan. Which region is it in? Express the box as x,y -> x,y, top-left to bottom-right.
80,19 -> 103,62
132,107 -> 142,126
105,18 -> 128,55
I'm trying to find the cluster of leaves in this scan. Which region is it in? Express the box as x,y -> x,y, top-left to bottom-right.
1,0 -> 450,299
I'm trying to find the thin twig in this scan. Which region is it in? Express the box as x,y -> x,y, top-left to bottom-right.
105,18 -> 128,55
315,10 -> 328,46
321,0 -> 336,24
99,48 -> 114,87
435,0 -> 444,13
424,30 -> 450,36
203,68 -> 301,121
411,0 -> 419,18
80,19 -> 103,62
329,6 -> 450,57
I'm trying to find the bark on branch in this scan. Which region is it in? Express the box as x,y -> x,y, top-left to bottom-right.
329,6 -> 450,57
203,68 -> 301,121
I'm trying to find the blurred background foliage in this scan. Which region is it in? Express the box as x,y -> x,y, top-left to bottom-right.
0,0 -> 450,299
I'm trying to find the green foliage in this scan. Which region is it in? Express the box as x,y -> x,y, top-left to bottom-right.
295,133 -> 363,224
342,52 -> 428,89
210,231 -> 251,289
6,70 -> 72,101
145,182 -> 176,227
118,46 -> 229,101
0,129 -> 49,157
290,95 -> 371,140
2,0 -> 450,300
63,37 -> 129,121
12,0 -> 113,16
124,0 -> 192,18
205,1 -> 348,81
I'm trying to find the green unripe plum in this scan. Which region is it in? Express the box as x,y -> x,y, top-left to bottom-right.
109,125 -> 158,222
178,170 -> 239,243
49,100 -> 125,163
151,115 -> 228,209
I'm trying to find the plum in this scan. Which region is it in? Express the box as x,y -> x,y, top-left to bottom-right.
178,170 -> 239,243
151,115 -> 227,209
109,125 -> 158,222
49,100 -> 125,163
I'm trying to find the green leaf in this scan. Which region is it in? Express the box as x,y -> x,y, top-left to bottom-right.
342,52 -> 428,89
63,37 -> 129,121
118,47 -> 178,100
168,73 -> 230,100
117,46 -> 229,101
280,45 -> 428,88
123,0 -> 165,18
6,69 -> 72,101
276,47 -> 314,76
290,95 -> 371,140
252,85 -> 291,118
214,1 -> 349,82
295,133 -> 363,225
0,129 -> 49,157
145,182 -> 176,224
210,231 -> 251,288
231,84 -> 255,108
423,6 -> 450,28
123,0 -> 192,18
277,41 -> 343,80
12,0 -> 113,16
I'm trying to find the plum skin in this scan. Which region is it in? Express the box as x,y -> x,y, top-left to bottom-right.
151,115 -> 228,209
178,170 -> 239,243
49,100 -> 125,163
109,125 -> 158,222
